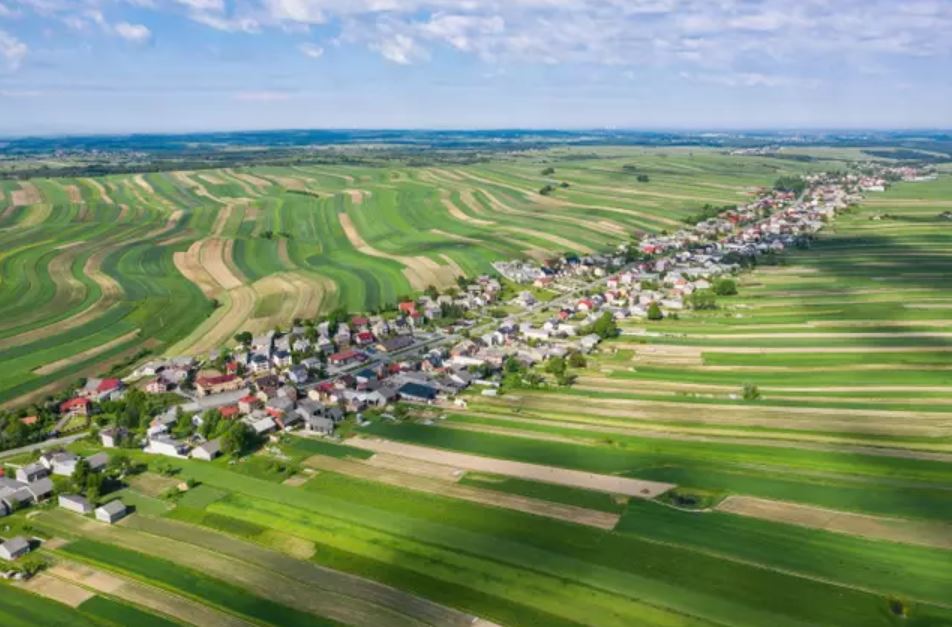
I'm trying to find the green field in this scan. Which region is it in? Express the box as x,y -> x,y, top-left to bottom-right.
2,148 -> 951,627
0,148 -> 829,406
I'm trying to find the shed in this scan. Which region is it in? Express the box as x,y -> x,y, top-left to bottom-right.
59,494 -> 93,514
95,500 -> 128,524
0,537 -> 30,560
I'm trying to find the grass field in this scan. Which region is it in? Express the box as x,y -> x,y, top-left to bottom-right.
2,148 -> 950,627
0,148 -> 828,406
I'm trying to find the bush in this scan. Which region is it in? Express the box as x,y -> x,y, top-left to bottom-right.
689,289 -> 717,310
742,382 -> 761,401
647,302 -> 663,320
541,167 -> 555,175
713,278 -> 737,296
636,174 -> 650,183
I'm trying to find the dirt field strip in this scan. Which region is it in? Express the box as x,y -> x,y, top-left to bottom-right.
440,192 -> 495,225
173,240 -> 221,298
201,238 -> 244,290
344,189 -> 369,204
338,213 -> 460,290
717,496 -> 952,550
33,329 -> 140,375
166,285 -> 256,356
11,181 -> 42,206
349,437 -> 675,498
85,179 -> 114,205
503,226 -> 594,254
47,560 -> 253,627
307,453 -> 619,529
64,184 -> 84,204
15,572 -> 95,607
228,170 -> 273,192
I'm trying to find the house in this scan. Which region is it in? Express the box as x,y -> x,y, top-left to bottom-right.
50,452 -> 80,477
84,377 -> 123,401
272,350 -> 293,368
146,435 -> 188,457
248,353 -> 271,374
398,382 -> 440,403
145,378 -> 171,394
248,416 -> 277,436
329,349 -> 365,367
86,452 -> 109,472
378,335 -> 414,353
95,500 -> 128,524
195,374 -> 242,397
15,463 -> 47,484
0,537 -> 30,561
303,415 -> 335,435
238,395 -> 260,414
59,397 -> 91,418
191,439 -> 222,461
287,365 -> 309,384
24,478 -> 53,502
219,405 -> 240,419
58,494 -> 93,514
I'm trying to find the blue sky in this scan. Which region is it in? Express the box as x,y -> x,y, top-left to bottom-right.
0,0 -> 950,135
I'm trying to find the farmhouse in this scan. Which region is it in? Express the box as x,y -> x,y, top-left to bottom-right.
195,374 -> 242,397
15,463 -> 47,484
59,494 -> 93,514
59,397 -> 91,418
95,500 -> 128,524
398,382 -> 440,403
191,438 -> 222,461
99,427 -> 126,448
0,537 -> 30,561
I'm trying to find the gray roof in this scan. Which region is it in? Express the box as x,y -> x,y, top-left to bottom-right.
27,477 -> 53,496
97,500 -> 126,515
0,536 -> 29,554
86,452 -> 109,469
197,439 -> 221,455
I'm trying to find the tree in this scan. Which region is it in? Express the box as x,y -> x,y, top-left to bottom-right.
590,312 -> 619,339
171,407 -> 192,439
713,278 -> 738,296
555,372 -> 577,387
541,167 -> 555,175
568,352 -> 587,368
647,302 -> 663,321
424,285 -> 439,299
742,382 -> 761,401
539,184 -> 556,195
221,422 -> 256,458
689,289 -> 717,310
71,459 -> 91,493
637,174 -> 650,183
545,356 -> 566,377
85,472 -> 104,504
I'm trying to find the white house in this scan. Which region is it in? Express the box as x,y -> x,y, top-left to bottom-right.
191,439 -> 222,461
0,536 -> 30,560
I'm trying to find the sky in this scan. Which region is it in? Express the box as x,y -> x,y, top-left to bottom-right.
0,0 -> 950,135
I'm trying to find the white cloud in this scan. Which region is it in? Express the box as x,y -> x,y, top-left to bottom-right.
298,42 -> 323,58
115,21 -> 151,43
372,33 -> 425,64
0,29 -> 27,69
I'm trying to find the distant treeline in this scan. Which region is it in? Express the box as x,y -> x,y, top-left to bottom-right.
683,204 -> 736,225
862,149 -> 952,163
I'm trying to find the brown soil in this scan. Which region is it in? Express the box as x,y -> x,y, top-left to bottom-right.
348,437 -> 675,498
717,496 -> 952,550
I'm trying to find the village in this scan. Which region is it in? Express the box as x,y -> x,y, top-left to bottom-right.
0,163 -> 933,568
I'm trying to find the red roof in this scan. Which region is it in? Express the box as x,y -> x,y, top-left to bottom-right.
239,394 -> 258,404
329,349 -> 361,362
219,405 -> 240,418
97,378 -> 121,392
356,331 -> 374,342
196,374 -> 238,387
351,315 -> 369,327
60,397 -> 90,412
226,361 -> 239,373
20,416 -> 38,426
398,302 -> 417,314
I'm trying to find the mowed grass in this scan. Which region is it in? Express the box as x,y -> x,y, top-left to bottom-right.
59,539 -> 342,627
93,450 -> 952,627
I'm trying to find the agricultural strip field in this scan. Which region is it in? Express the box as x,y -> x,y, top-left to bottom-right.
0,148 -> 826,405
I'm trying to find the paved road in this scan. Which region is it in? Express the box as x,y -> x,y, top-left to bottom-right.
0,431 -> 89,461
